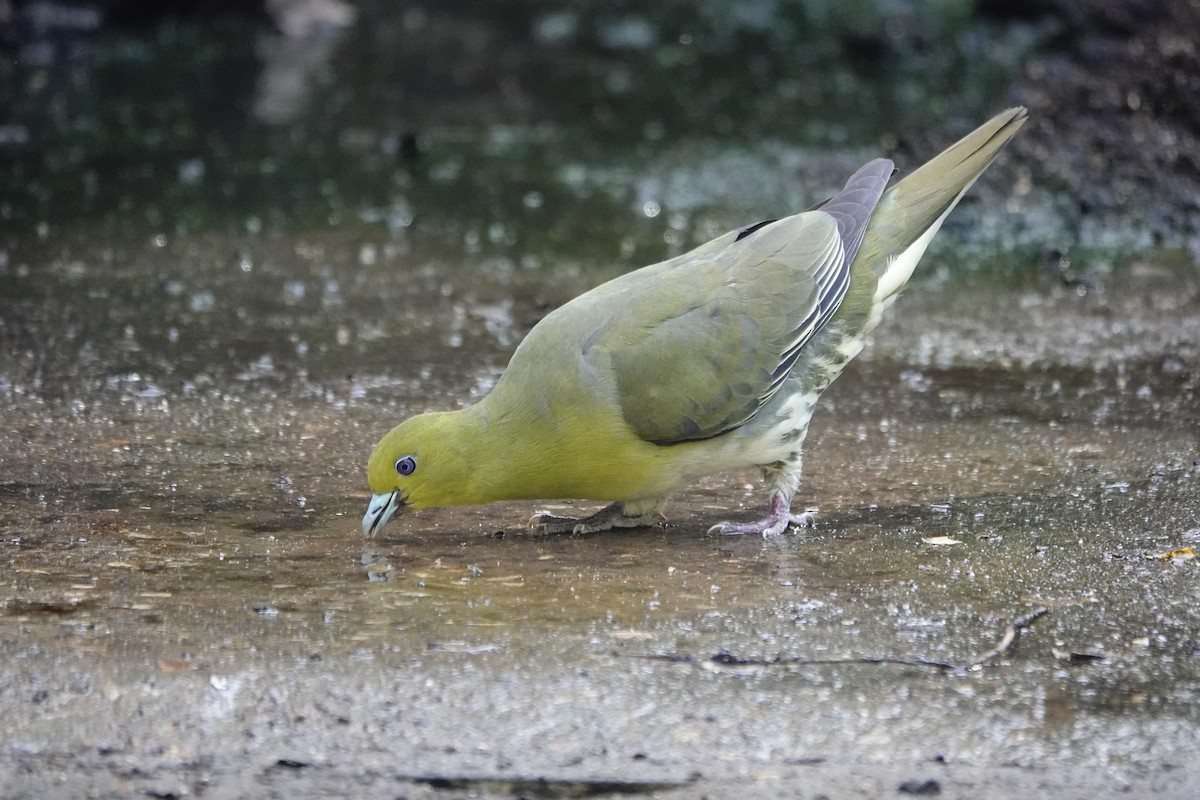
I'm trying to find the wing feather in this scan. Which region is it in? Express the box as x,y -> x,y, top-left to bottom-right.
603,214 -> 847,444
532,157 -> 895,446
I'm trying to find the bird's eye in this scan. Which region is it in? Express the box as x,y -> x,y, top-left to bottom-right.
395,455 -> 417,476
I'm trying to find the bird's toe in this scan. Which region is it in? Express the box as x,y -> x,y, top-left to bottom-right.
759,518 -> 790,537
788,508 -> 818,528
709,519 -> 765,536
528,512 -> 570,535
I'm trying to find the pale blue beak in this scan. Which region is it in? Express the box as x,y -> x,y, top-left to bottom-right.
362,490 -> 403,537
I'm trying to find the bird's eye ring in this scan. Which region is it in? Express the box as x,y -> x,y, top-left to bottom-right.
395,455 -> 417,476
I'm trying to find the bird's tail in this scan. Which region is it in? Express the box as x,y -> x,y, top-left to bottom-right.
862,106 -> 1028,302
886,107 -> 1027,246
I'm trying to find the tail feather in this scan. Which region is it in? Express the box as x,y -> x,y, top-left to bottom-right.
881,107 -> 1028,254
860,107 -> 1027,304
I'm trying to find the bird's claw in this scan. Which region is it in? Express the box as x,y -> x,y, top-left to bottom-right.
528,511 -> 570,535
789,509 -> 817,528
708,507 -> 817,537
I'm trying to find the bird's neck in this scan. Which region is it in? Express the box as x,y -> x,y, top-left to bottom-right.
432,404 -> 551,506
441,394 -> 654,506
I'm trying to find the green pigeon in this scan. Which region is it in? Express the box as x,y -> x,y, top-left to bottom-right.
364,107 -> 1028,537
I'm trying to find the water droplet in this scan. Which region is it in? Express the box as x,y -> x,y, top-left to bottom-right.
597,15 -> 657,50
283,280 -> 306,304
178,158 -> 205,185
387,204 -> 413,230
189,291 -> 215,312
534,11 -> 578,43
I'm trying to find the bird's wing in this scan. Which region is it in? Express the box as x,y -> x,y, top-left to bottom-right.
593,211 -> 848,445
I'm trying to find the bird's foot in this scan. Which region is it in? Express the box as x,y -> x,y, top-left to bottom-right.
528,501 -> 667,535
708,494 -> 816,537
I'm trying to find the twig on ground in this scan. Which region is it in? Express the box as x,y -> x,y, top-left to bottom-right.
966,606 -> 1049,669
633,606 -> 1051,673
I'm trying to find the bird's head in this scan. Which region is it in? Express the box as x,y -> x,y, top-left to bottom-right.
362,411 -> 470,537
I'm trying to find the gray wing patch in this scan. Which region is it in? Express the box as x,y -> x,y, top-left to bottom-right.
811,157 -> 894,268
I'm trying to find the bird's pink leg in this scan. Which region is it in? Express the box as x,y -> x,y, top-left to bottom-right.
708,493 -> 816,537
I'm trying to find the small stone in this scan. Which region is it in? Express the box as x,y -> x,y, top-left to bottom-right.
898,779 -> 941,795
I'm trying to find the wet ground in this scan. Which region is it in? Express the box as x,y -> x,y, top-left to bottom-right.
3,2 -> 1200,798
3,238 -> 1198,798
